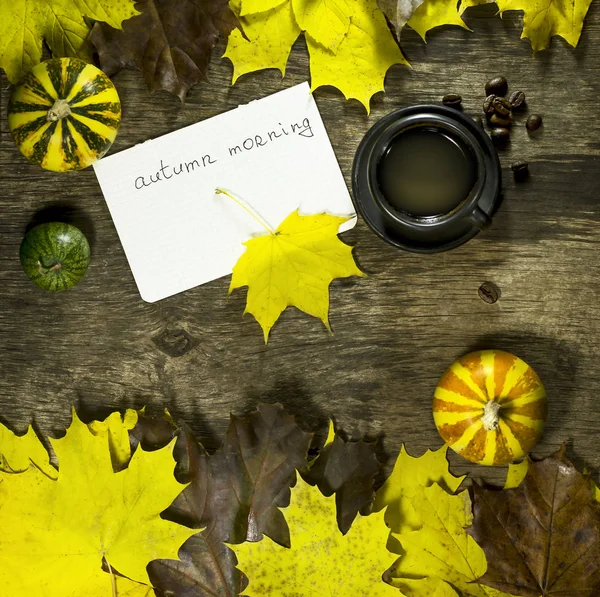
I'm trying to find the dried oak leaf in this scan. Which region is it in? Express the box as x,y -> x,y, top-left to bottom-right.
149,403 -> 313,597
303,420 -> 380,534
89,0 -> 240,101
469,447 -> 600,597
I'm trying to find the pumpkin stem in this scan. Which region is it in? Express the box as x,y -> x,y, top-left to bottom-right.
47,99 -> 71,122
482,400 -> 501,431
38,257 -> 62,275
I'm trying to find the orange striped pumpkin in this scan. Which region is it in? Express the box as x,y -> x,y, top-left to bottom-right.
433,350 -> 547,466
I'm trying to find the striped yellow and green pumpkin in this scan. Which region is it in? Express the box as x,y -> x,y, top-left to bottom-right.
8,58 -> 121,172
433,350 -> 547,466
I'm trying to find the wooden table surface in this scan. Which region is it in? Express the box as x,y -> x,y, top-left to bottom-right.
0,4 -> 599,485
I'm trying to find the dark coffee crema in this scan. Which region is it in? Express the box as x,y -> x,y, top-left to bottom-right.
377,127 -> 477,217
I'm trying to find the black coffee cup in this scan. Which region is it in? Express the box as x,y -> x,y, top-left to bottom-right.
352,105 -> 502,253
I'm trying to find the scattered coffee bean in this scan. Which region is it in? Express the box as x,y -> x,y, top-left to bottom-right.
483,94 -> 497,114
492,96 -> 512,116
442,93 -> 462,108
472,115 -> 483,127
526,114 -> 543,132
490,127 -> 510,142
485,76 -> 508,97
490,113 -> 512,127
509,90 -> 526,110
478,281 -> 500,304
511,160 -> 529,181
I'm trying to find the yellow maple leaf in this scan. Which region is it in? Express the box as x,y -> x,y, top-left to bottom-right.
504,457 -> 530,489
431,579 -> 462,597
0,410 -> 197,597
374,445 -> 464,534
495,0 -> 593,51
224,0 -> 301,83
390,483 -> 514,597
307,0 -> 407,112
0,0 -> 139,83
459,0 -> 494,14
292,0 -> 351,52
228,207 -> 364,342
231,476 -> 399,597
88,408 -> 138,470
407,0 -> 470,41
240,0 -> 288,14
0,421 -> 56,477
225,0 -> 406,111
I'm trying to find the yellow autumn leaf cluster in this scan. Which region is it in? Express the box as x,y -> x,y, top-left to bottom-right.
0,0 -> 139,83
0,409 -> 196,597
374,445 -> 516,597
231,476 -> 400,597
461,0 -> 593,52
231,435 -> 518,597
225,0 -> 592,107
225,0 -> 408,112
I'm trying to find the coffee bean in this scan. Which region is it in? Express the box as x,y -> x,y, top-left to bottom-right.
478,282 -> 500,304
490,113 -> 512,127
485,76 -> 508,97
526,114 -> 543,132
442,93 -> 462,108
483,94 -> 497,115
492,96 -> 512,116
511,160 -> 529,181
509,90 -> 526,110
511,160 -> 529,172
490,127 -> 510,142
472,115 -> 483,127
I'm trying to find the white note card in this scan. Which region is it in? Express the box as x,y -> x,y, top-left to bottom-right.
93,82 -> 356,303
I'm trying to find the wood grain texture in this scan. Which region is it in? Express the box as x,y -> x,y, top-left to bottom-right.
0,3 -> 599,486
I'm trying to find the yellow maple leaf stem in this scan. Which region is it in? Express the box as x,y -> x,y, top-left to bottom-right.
106,559 -> 117,597
215,188 -> 275,235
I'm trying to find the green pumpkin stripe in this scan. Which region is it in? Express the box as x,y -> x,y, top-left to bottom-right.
67,117 -> 110,156
8,100 -> 51,113
63,60 -> 86,99
61,121 -> 82,169
72,102 -> 121,114
45,60 -> 63,97
23,75 -> 56,104
70,107 -> 120,129
57,239 -> 89,266
11,116 -> 48,146
69,75 -> 112,106
29,121 -> 58,166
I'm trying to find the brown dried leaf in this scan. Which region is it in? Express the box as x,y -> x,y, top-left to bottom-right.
89,0 -> 240,101
149,403 -> 313,597
469,447 -> 600,597
149,425 -> 245,597
377,0 -> 426,34
303,426 -> 380,534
